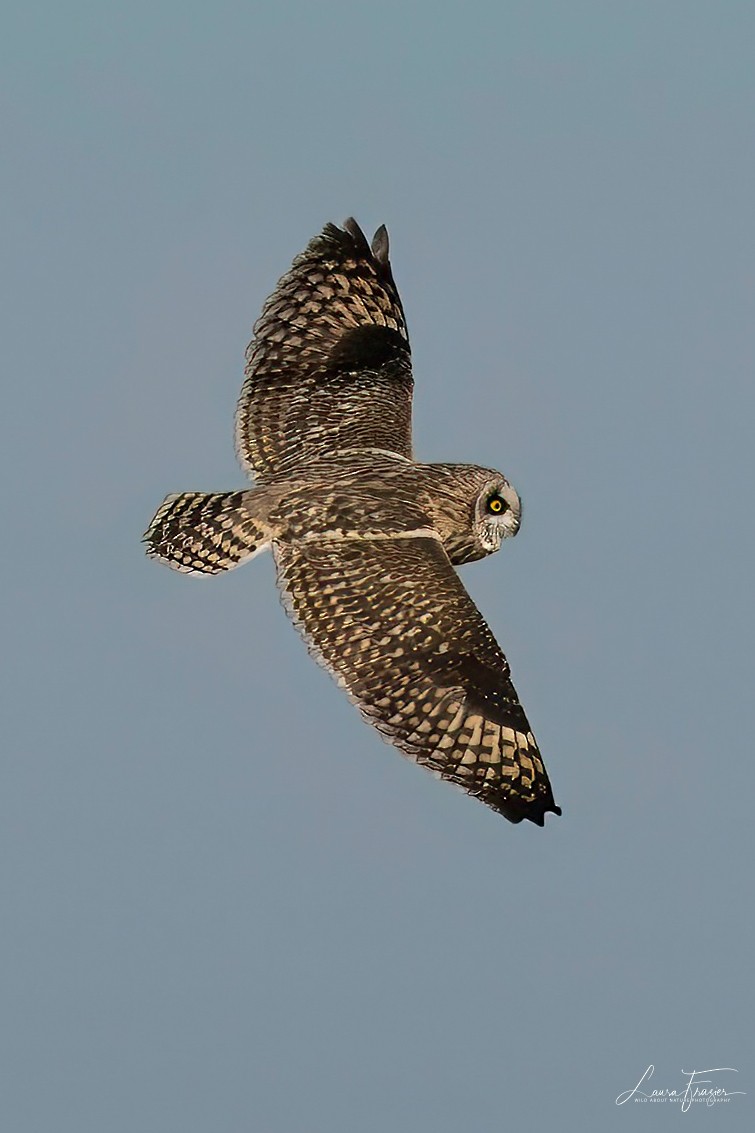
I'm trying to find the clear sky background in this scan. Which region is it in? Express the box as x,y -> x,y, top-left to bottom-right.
2,2 -> 753,1130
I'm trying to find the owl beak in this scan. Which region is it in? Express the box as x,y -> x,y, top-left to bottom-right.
501,484 -> 522,537
501,509 -> 521,539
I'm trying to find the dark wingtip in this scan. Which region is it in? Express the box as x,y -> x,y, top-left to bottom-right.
340,218 -> 390,268
526,801 -> 562,827
314,217 -> 398,291
341,216 -> 370,251
371,224 -> 390,265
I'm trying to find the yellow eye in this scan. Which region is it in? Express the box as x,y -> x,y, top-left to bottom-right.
488,495 -> 504,514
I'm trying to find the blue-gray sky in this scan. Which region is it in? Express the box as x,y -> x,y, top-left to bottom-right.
3,2 -> 753,1130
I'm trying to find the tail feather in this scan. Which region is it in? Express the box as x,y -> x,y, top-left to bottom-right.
143,491 -> 268,575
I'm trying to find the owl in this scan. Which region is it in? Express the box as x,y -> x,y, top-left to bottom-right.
144,219 -> 561,826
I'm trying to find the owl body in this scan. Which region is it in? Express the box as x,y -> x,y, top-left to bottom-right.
144,219 -> 561,826
256,457 -> 519,564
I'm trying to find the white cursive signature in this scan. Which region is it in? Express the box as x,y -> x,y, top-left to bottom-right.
616,1065 -> 745,1112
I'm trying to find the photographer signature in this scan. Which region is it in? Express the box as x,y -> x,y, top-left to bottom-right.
616,1065 -> 745,1112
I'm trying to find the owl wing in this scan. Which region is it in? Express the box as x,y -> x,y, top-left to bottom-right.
274,534 -> 561,825
236,219 -> 412,482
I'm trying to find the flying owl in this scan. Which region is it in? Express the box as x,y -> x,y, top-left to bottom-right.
144,219 -> 561,826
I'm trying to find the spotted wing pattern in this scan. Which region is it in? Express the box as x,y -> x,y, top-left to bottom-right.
235,219 -> 412,481
274,535 -> 560,825
143,491 -> 265,575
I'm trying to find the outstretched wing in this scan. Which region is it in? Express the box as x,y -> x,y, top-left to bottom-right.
274,535 -> 561,825
236,219 -> 412,482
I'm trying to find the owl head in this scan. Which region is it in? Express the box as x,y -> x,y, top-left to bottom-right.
475,477 -> 521,552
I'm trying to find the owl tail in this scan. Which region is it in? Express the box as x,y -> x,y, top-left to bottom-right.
143,491 -> 269,575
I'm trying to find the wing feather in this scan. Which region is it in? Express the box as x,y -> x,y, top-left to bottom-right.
274,535 -> 560,825
236,219 -> 413,481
